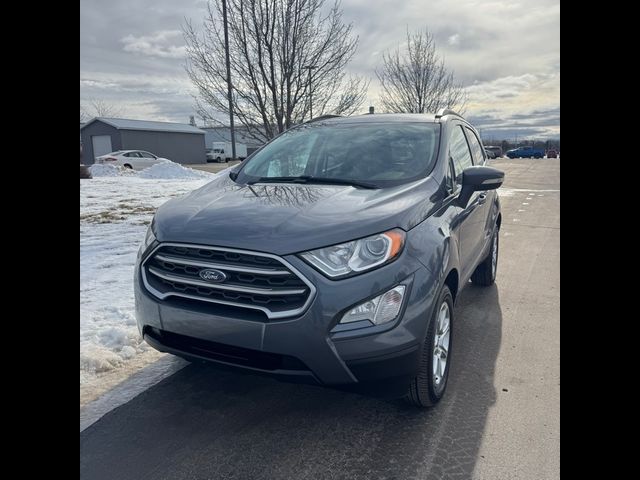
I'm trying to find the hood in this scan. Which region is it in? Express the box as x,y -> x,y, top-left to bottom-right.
154,173 -> 444,255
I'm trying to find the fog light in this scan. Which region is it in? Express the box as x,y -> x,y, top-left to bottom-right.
340,285 -> 406,326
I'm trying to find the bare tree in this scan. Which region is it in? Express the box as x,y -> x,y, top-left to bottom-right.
376,29 -> 467,114
183,0 -> 368,144
81,98 -> 123,119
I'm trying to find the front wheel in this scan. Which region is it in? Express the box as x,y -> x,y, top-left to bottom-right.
404,285 -> 453,408
216,157 -> 222,163
471,230 -> 499,286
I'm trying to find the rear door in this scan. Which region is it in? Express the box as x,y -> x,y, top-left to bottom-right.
123,151 -> 143,169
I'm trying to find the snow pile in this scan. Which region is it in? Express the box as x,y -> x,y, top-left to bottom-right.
89,162 -> 215,180
89,164 -> 136,177
81,174 -> 212,402
138,161 -> 213,180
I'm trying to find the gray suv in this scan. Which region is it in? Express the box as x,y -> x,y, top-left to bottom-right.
134,110 -> 504,407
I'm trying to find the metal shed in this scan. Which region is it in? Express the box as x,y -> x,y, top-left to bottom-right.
80,118 -> 206,165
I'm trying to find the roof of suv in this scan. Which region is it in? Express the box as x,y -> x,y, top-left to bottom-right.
312,113 -> 446,124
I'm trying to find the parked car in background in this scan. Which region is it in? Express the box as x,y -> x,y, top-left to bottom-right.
505,146 -> 544,159
209,142 -> 248,162
546,149 -> 558,158
95,150 -> 169,170
135,110 -> 504,408
484,146 -> 502,158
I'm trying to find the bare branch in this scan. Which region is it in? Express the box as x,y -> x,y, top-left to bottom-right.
376,28 -> 468,115
183,0 -> 368,141
85,98 -> 123,118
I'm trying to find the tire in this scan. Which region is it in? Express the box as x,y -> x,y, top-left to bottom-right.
225,158 -> 230,163
216,157 -> 222,163
123,164 -> 133,169
471,229 -> 499,286
404,285 -> 453,408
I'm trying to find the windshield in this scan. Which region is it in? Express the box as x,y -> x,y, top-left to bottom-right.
236,122 -> 441,188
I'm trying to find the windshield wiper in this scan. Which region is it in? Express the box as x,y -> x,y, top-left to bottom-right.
246,176 -> 379,189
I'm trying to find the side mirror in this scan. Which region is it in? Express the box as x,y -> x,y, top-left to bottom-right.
457,165 -> 504,207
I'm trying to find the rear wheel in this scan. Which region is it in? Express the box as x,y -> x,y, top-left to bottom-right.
404,285 -> 453,408
471,229 -> 499,286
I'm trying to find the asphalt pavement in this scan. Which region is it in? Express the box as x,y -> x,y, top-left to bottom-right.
80,158 -> 560,480
189,160 -> 242,174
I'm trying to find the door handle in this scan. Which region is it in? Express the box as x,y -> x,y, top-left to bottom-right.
478,193 -> 487,205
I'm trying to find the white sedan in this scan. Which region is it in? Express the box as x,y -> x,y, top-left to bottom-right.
95,150 -> 169,170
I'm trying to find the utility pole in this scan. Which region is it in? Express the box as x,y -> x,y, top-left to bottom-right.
222,0 -> 236,161
304,65 -> 317,120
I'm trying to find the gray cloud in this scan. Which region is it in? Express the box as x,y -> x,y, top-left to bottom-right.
121,30 -> 187,58
80,0 -> 559,138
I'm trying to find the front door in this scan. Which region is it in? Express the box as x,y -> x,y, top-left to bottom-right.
139,151 -> 158,167
463,127 -> 493,253
449,125 -> 486,280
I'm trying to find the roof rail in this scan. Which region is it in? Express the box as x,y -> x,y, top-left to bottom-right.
435,108 -> 463,119
304,114 -> 342,124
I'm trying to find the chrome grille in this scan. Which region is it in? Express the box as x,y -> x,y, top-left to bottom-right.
141,243 -> 315,320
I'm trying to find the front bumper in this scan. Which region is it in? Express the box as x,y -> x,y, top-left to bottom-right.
134,247 -> 440,387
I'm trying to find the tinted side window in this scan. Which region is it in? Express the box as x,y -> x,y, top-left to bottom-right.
449,126 -> 473,183
465,127 -> 485,165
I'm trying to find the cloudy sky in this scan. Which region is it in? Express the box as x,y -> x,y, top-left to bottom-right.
80,0 -> 559,140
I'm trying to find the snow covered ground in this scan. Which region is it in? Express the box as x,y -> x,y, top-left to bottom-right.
80,162 -> 219,405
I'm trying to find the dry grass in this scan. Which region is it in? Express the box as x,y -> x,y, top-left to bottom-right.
80,205 -> 157,224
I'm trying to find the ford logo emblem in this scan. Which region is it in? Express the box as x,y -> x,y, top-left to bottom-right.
199,269 -> 227,283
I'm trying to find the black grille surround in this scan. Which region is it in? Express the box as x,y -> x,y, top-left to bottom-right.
141,243 -> 316,320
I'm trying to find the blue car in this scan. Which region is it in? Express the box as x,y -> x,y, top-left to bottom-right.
505,146 -> 544,158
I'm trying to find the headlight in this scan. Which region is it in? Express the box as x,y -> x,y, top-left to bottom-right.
142,223 -> 157,250
300,229 -> 405,279
340,285 -> 406,326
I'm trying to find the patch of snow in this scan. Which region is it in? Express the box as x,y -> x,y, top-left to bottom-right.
80,173 -> 215,399
89,161 -> 216,180
138,162 -> 213,179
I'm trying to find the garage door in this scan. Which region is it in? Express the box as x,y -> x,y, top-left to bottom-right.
92,135 -> 113,161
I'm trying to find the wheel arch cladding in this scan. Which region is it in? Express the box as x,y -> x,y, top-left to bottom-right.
444,269 -> 459,302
